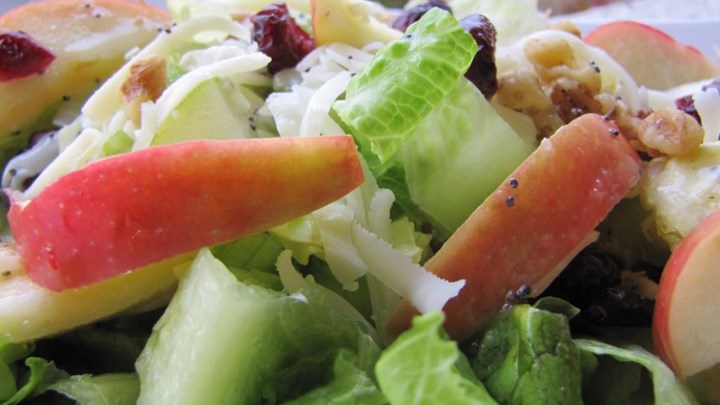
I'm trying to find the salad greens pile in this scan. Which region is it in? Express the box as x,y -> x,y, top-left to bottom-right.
1,0 -> 717,403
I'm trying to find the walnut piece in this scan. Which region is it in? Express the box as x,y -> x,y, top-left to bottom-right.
120,56 -> 167,126
637,108 -> 704,157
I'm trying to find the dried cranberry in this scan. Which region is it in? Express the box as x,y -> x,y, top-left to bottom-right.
674,77 -> 720,124
675,95 -> 700,123
0,30 -> 55,82
459,14 -> 498,99
391,1 -> 452,32
252,3 -> 315,74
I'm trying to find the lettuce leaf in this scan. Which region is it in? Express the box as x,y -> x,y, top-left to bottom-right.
1,357 -> 67,405
278,349 -> 385,405
395,78 -> 533,234
47,374 -> 140,405
333,8 -> 476,162
136,248 -> 382,405
375,312 -> 497,405
468,304 -> 584,404
575,338 -> 697,405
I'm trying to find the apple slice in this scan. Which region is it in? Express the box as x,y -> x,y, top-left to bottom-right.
653,208 -> 720,379
387,114 -> 642,341
584,21 -> 720,90
0,0 -> 170,161
0,242 -> 193,342
8,136 -> 363,291
311,0 -> 402,47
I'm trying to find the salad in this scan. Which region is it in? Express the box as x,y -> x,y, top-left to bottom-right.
0,0 -> 719,403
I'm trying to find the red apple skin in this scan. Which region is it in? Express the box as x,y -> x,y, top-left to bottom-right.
653,208 -> 720,379
8,136 -> 363,291
585,21 -> 720,90
387,114 -> 642,341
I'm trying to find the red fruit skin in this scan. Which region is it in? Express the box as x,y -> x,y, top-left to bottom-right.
652,208 -> 720,379
585,21 -> 720,90
8,136 -> 363,291
388,114 -> 642,341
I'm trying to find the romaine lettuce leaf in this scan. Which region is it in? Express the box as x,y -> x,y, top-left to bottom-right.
575,338 -> 697,405
211,232 -> 284,272
333,8 -> 476,162
468,304 -> 584,404
375,312 -> 497,405
1,357 -> 67,405
136,248 -> 382,404
1,338 -> 33,404
276,349 -> 385,405
396,78 -> 533,234
47,374 -> 140,405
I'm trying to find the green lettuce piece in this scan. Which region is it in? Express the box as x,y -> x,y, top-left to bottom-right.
278,348 -> 385,405
1,337 -> 70,405
333,8 -> 476,162
370,159 -> 429,226
211,232 -> 284,272
211,233 -> 286,290
136,248 -> 381,405
0,338 -> 31,402
376,312 -> 497,405
583,354 -> 646,405
469,304 -> 583,404
395,78 -> 533,234
575,338 -> 697,405
301,257 -> 374,323
1,358 -> 68,405
48,374 -> 140,405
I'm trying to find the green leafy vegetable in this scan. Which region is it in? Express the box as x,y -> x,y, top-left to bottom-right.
575,338 -> 697,405
375,312 -> 497,405
333,8 -> 476,162
48,374 -> 140,405
277,348 -> 385,405
2,337 -> 68,405
136,248 -> 381,405
0,337 -> 31,402
395,78 -> 533,234
369,159 -> 429,226
211,232 -> 285,272
469,304 -> 584,404
1,358 -> 67,405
